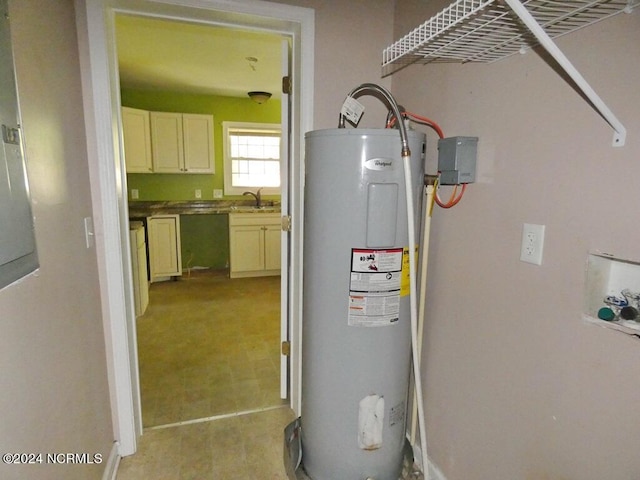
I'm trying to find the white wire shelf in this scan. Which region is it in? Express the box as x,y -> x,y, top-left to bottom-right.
383,0 -> 637,146
383,0 -> 636,72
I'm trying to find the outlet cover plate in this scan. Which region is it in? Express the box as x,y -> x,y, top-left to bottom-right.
520,223 -> 545,265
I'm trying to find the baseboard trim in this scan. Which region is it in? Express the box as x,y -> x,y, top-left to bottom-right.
101,442 -> 120,480
426,457 -> 448,480
408,438 -> 448,480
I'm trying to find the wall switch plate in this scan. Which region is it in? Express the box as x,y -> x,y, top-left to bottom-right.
520,223 -> 545,265
131,189 -> 139,199
83,216 -> 94,249
195,189 -> 202,199
213,189 -> 223,199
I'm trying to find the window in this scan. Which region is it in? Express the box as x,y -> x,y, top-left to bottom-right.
223,122 -> 281,195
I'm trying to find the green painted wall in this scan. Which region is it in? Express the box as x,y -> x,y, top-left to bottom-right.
123,89 -> 281,269
180,214 -> 229,270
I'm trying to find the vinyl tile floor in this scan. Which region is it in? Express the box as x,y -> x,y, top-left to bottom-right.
116,406 -> 295,479
136,269 -> 286,428
118,270 -> 291,479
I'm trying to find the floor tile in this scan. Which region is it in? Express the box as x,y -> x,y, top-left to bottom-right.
117,407 -> 295,480
117,270 -> 294,479
136,270 -> 286,428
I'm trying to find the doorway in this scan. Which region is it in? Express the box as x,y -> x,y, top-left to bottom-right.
76,0 -> 313,456
115,13 -> 287,428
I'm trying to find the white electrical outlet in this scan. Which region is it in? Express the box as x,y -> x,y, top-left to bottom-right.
213,189 -> 223,199
131,189 -> 139,199
520,223 -> 545,265
195,189 -> 202,199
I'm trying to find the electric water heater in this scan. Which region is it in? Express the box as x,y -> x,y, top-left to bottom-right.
301,128 -> 426,480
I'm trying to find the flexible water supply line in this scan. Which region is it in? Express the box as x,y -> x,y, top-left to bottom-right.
339,84 -> 429,478
411,183 -> 435,445
338,83 -> 411,158
403,155 -> 429,479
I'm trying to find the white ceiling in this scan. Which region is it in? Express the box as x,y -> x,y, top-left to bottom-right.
115,14 -> 283,99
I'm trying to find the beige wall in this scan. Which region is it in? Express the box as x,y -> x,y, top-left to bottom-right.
392,2 -> 640,479
279,0 -> 396,128
5,1 -> 637,479
0,1 -> 113,479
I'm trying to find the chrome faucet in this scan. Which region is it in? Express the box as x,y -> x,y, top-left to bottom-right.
243,187 -> 263,207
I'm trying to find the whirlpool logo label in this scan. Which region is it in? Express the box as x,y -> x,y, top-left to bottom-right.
364,158 -> 394,171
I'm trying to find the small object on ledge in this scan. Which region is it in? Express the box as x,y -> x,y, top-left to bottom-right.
619,306 -> 639,321
621,288 -> 640,303
604,295 -> 628,307
597,307 -> 616,321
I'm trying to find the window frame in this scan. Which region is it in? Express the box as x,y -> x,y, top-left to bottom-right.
222,121 -> 282,196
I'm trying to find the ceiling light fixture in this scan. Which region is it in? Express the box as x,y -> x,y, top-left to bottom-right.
248,91 -> 272,104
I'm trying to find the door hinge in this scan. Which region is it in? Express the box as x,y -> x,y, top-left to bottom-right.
281,340 -> 291,356
281,215 -> 292,232
282,76 -> 292,95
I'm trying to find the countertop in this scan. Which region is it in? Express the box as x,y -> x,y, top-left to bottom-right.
128,200 -> 281,217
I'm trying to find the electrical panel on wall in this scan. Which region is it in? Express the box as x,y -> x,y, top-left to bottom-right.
0,0 -> 39,290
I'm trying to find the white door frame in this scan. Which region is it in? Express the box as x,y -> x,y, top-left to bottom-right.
280,38 -> 291,400
75,0 -> 313,456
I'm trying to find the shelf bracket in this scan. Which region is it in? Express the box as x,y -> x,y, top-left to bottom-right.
503,0 -> 627,147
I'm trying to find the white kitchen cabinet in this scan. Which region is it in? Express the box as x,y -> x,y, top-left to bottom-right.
147,215 -> 182,282
263,223 -> 282,271
149,111 -> 182,173
229,213 -> 281,278
122,107 -> 153,173
150,111 -> 214,174
182,114 -> 215,173
129,222 -> 149,316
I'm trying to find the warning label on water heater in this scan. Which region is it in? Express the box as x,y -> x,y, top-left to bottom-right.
348,248 -> 403,327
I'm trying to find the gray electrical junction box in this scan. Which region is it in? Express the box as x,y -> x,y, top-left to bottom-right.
437,136 -> 478,185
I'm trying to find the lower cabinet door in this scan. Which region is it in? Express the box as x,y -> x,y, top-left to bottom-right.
147,215 -> 182,281
229,225 -> 263,276
228,213 -> 281,278
264,225 -> 281,272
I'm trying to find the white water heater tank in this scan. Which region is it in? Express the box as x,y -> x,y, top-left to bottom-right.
302,128 -> 426,480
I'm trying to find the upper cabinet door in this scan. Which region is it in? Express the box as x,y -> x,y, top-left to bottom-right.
148,111 -> 214,174
150,111 -> 184,173
182,113 -> 214,173
122,107 -> 153,173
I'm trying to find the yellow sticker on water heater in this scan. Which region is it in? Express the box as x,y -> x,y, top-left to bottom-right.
400,246 -> 419,297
